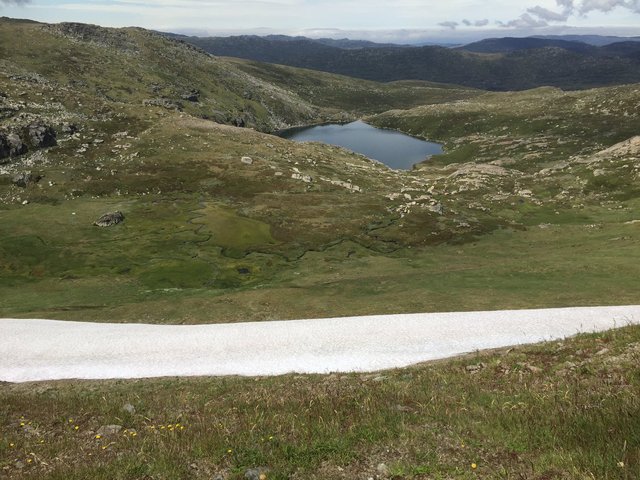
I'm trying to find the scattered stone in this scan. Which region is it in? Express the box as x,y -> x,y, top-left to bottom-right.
94,211 -> 125,227
244,467 -> 270,480
526,364 -> 542,374
291,173 -> 313,183
12,172 -> 42,188
97,424 -> 122,436
596,348 -> 610,356
122,403 -> 136,414
61,122 -> 78,134
143,98 -> 183,111
241,156 -> 253,165
21,200 -> 29,205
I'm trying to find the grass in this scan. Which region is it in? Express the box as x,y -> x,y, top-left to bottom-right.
1,325 -> 639,479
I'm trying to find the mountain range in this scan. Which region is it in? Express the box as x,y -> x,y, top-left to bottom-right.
170,33 -> 640,90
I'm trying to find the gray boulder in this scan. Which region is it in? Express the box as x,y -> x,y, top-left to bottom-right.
12,172 -> 42,188
0,132 -> 28,162
94,211 -> 125,227
25,123 -> 57,148
244,467 -> 270,480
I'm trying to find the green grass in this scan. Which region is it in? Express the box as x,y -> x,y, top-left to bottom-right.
2,326 -> 639,479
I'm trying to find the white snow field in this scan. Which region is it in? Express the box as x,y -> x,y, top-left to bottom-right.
1,305 -> 639,383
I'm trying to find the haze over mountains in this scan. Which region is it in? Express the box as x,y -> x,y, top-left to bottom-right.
170,32 -> 640,91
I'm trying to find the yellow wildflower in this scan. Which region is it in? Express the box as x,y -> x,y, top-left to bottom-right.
471,463 -> 477,470
95,434 -> 102,439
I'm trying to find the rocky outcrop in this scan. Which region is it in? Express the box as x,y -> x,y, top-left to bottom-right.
24,123 -> 57,148
94,211 -> 125,227
0,132 -> 27,163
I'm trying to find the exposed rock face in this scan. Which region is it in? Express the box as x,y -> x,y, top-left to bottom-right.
12,172 -> 42,188
25,123 -> 57,148
595,136 -> 640,158
94,211 -> 125,227
0,133 -> 28,162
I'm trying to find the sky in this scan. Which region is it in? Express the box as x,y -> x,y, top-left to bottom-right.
1,0 -> 640,43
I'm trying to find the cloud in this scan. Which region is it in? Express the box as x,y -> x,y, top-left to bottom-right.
445,0 -> 640,32
438,21 -> 459,30
0,0 -> 30,5
527,5 -> 571,21
462,19 -> 489,27
498,13 -> 549,28
579,0 -> 640,14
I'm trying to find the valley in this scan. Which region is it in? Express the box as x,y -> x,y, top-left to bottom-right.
1,15 -> 639,479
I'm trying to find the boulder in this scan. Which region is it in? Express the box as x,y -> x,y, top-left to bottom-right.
25,123 -> 57,148
182,89 -> 200,102
12,172 -> 42,188
94,211 -> 125,227
244,467 -> 270,480
0,132 -> 28,162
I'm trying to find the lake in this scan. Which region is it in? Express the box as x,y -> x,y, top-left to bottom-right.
279,120 -> 443,170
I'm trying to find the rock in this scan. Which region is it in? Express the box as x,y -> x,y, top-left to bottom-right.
377,463 -> 390,477
427,202 -> 444,215
244,467 -> 270,480
97,424 -> 122,436
122,403 -> 136,414
61,122 -> 78,134
12,172 -> 42,188
182,89 -> 200,102
0,132 -> 28,162
213,475 -> 226,480
25,123 -> 57,148
241,156 -> 253,165
94,211 -> 125,227
526,364 -> 542,373
465,363 -> 485,373
596,348 -> 610,356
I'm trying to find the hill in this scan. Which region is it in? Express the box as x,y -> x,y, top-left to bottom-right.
459,36 -> 599,54
175,33 -> 640,90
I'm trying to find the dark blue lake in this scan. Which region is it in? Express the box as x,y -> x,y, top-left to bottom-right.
279,120 -> 442,170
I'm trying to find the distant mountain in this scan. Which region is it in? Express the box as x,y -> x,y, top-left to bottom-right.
173,33 -> 640,91
532,34 -> 640,47
460,37 -> 599,55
